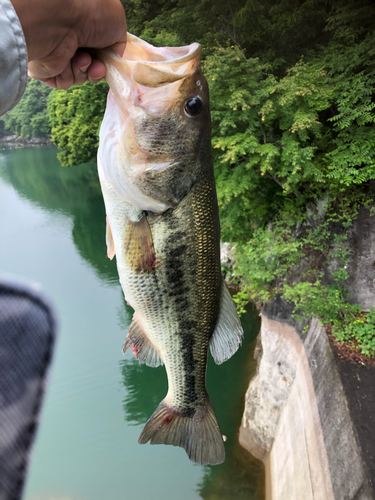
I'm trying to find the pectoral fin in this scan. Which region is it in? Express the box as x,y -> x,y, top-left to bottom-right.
123,314 -> 163,368
124,214 -> 157,272
209,281 -> 244,364
106,217 -> 116,260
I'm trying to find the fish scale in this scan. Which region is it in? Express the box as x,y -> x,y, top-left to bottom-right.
124,172 -> 221,412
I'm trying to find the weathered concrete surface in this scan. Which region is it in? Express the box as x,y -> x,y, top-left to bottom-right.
345,205 -> 375,309
336,358 -> 375,491
239,315 -> 374,500
239,318 -> 303,461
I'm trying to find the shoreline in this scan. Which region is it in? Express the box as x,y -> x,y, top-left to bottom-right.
0,135 -> 53,147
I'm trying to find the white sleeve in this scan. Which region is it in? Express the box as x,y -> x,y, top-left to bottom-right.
0,0 -> 28,116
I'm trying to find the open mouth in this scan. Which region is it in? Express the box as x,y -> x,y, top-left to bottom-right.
123,33 -> 201,66
99,33 -> 202,90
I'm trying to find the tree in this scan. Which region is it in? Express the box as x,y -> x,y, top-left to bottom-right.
0,78 -> 52,137
48,81 -> 108,166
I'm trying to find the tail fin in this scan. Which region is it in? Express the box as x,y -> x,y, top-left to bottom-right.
138,400 -> 225,465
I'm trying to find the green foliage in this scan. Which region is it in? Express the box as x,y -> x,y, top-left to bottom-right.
283,281 -> 352,324
206,29 -> 375,232
234,219 -> 304,302
124,0 -> 331,67
232,286 -> 251,316
204,48 -> 281,240
283,282 -> 375,357
0,78 -> 52,137
48,81 -> 108,166
333,308 -> 375,357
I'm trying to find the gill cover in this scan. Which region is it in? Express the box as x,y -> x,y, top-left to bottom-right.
97,33 -> 203,213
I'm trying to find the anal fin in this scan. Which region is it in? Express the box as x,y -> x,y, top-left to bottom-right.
123,315 -> 163,368
124,214 -> 157,272
209,281 -> 244,364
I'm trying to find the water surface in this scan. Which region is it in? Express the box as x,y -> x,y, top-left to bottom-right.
0,146 -> 264,500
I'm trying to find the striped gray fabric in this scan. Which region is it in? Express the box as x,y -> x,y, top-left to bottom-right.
0,278 -> 56,500
0,0 -> 28,116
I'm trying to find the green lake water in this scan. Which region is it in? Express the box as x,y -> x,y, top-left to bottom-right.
0,145 -> 264,500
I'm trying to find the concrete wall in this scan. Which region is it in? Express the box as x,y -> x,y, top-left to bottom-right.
239,315 -> 374,500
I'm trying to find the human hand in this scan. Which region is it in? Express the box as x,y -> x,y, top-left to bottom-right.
11,0 -> 127,89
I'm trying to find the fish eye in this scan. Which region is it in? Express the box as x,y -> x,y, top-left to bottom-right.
184,97 -> 202,118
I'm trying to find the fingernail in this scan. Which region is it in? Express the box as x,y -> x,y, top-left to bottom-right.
80,63 -> 90,73
89,75 -> 104,83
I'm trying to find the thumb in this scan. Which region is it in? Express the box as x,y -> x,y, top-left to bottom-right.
111,38 -> 127,58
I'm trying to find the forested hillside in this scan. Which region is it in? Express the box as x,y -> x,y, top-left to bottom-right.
0,78 -> 51,138
7,0 -> 375,355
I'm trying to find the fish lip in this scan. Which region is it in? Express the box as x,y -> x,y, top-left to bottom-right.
101,33 -> 201,66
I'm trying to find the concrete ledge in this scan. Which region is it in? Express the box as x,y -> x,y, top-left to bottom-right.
239,315 -> 374,500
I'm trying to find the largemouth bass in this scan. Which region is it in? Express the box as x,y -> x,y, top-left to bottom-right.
97,34 -> 243,465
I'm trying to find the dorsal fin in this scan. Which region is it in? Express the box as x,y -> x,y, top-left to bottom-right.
123,314 -> 163,368
209,281 -> 244,364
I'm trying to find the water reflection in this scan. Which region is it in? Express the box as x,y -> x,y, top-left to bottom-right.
121,359 -> 167,425
0,146 -> 118,285
198,439 -> 264,500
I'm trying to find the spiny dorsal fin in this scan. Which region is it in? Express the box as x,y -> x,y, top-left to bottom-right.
138,399 -> 225,465
124,214 -> 157,272
209,281 -> 244,364
123,315 -> 163,368
106,217 -> 116,260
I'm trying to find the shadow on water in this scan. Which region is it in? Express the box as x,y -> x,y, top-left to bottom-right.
0,146 -> 118,284
120,302 -> 265,500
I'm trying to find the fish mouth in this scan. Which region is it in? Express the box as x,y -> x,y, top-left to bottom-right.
123,33 -> 201,71
98,33 -> 201,96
